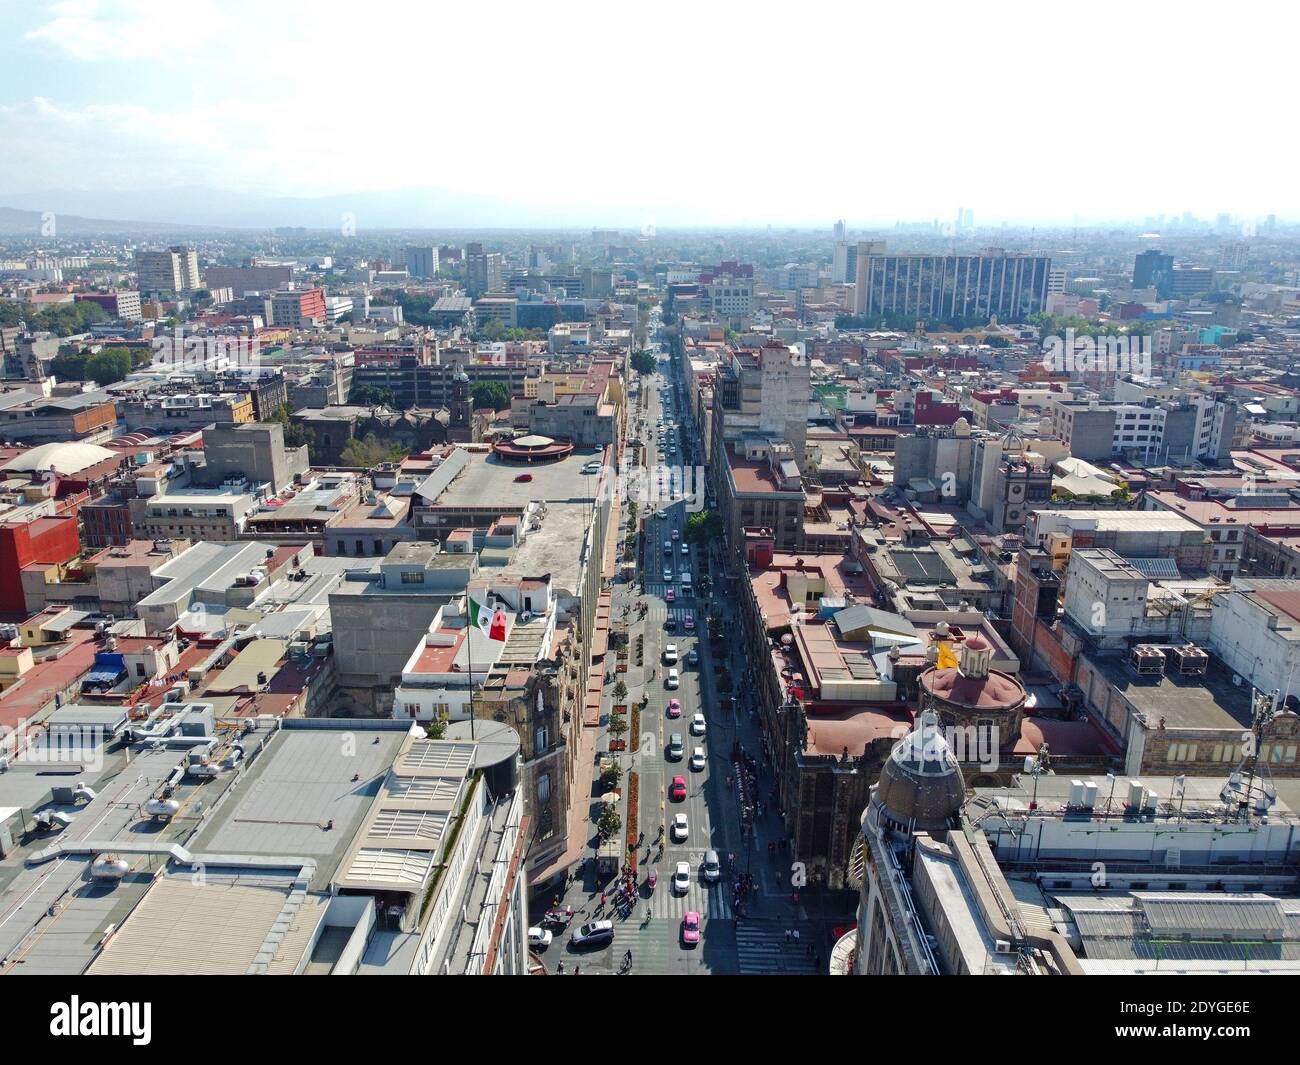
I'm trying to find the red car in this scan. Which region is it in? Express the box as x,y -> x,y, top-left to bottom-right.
514,473 -> 533,482
681,911 -> 701,946
666,698 -> 682,718
670,775 -> 686,801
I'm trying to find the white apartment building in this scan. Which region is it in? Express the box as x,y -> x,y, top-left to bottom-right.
705,275 -> 753,318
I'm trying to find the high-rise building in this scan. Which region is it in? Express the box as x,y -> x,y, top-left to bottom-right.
832,241 -> 857,284
1220,242 -> 1249,270
849,241 -> 887,313
404,245 -> 440,279
135,246 -> 201,294
1132,248 -> 1173,292
853,249 -> 1050,322
464,242 -> 503,297
1168,265 -> 1215,298
833,218 -> 846,242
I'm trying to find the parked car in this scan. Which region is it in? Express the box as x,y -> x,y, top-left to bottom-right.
514,473 -> 533,482
528,926 -> 553,948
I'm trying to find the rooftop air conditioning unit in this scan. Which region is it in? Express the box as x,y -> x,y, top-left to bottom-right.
1169,644 -> 1208,676
1130,645 -> 1165,676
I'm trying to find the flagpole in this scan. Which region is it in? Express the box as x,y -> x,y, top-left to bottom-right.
468,593 -> 476,741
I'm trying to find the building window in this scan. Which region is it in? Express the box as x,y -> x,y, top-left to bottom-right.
537,772 -> 551,803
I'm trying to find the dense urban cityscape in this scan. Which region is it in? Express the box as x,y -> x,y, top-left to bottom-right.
0,7 -> 1294,1037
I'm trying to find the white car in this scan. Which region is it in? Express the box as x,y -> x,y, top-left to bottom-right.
663,567 -> 674,582
581,461 -> 601,474
666,668 -> 680,690
690,713 -> 706,736
673,861 -> 691,894
680,543 -> 690,556
671,813 -> 689,842
663,643 -> 678,664
528,927 -> 553,949
689,746 -> 706,772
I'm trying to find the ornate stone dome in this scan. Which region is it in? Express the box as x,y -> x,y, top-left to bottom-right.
872,710 -> 966,832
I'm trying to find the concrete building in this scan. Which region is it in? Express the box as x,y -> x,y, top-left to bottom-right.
404,245 -> 440,279
838,734 -> 1300,976
465,242 -> 503,298
200,422 -> 309,494
0,714 -> 529,975
134,246 -> 201,295
854,250 -> 1051,322
328,542 -> 477,714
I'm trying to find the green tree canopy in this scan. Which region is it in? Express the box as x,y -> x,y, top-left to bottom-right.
340,432 -> 406,468
630,349 -> 656,374
85,347 -> 134,386
472,380 -> 510,411
352,384 -> 394,408
684,510 -> 724,544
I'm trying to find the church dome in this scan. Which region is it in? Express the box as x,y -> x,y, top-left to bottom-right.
873,710 -> 966,831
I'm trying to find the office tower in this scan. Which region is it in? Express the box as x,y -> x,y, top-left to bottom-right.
833,219 -> 846,242
849,241 -> 888,314
135,246 -> 200,294
1132,249 -> 1174,292
853,249 -> 1047,322
404,245 -> 440,279
465,242 -> 503,297
1220,242 -> 1248,270
832,241 -> 857,284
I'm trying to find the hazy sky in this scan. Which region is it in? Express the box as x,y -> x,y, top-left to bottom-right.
1,0 -> 1295,226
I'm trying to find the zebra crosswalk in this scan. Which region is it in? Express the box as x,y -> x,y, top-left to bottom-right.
733,923 -> 823,975
651,876 -> 732,920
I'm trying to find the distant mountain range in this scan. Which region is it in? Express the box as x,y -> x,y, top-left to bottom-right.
0,205 -> 215,236
0,185 -> 638,234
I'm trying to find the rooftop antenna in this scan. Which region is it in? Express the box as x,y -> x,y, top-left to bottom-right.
1220,687 -> 1279,821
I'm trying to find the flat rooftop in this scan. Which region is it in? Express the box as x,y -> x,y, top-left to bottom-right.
188,725 -> 407,891
1089,651 -> 1257,731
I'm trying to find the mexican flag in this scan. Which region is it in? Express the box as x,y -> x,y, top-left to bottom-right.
468,595 -> 508,641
